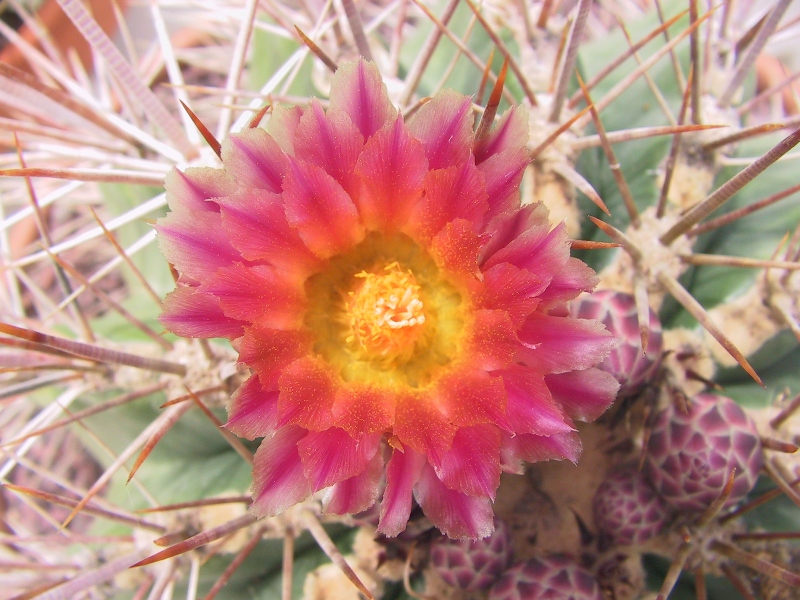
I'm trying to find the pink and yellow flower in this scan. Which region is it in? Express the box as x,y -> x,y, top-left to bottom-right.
157,59 -> 618,539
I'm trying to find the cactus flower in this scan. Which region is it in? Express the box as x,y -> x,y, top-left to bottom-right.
157,59 -> 618,539
572,289 -> 663,400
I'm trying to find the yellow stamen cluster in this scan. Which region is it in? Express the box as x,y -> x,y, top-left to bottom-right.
304,233 -> 463,387
346,262 -> 426,363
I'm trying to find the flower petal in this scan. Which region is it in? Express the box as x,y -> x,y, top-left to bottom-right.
283,160 -> 365,258
479,203 -> 550,266
160,286 -> 245,339
277,356 -> 336,430
355,115 -> 427,232
435,368 -> 509,429
267,105 -> 304,155
395,390 -> 457,456
545,368 -> 619,422
484,220 -> 570,285
165,167 -> 236,214
429,424 -> 501,499
294,101 -> 363,197
298,428 -> 381,492
414,463 -> 495,540
218,189 -> 321,281
156,211 -> 240,281
478,263 -> 545,327
407,156 -> 488,241
324,448 -> 384,515
251,425 -> 312,517
329,58 -> 397,140
479,147 -> 529,221
407,89 -> 473,169
466,309 -> 519,372
502,430 -> 583,466
537,257 -> 598,306
474,106 -> 529,164
518,313 -> 617,374
378,445 -> 426,537
203,264 -> 306,329
238,325 -> 310,387
221,128 -> 288,193
429,218 -> 484,279
332,384 -> 395,436
225,375 -> 279,440
498,366 -> 575,436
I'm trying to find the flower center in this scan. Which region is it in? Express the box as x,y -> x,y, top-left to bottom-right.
303,232 -> 466,388
346,263 -> 426,362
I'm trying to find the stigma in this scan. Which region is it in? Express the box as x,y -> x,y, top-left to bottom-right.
345,262 -> 426,363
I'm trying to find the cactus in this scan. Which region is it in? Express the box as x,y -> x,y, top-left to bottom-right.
487,555 -> 602,600
1,1 -> 800,599
644,392 -> 764,513
593,466 -> 671,549
430,518 -> 514,591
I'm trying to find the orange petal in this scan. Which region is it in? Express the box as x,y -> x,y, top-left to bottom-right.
332,384 -> 395,436
283,159 -> 364,258
394,390 -> 456,456
429,218 -> 484,280
238,325 -> 311,387
277,356 -> 336,430
466,309 -> 520,371
355,115 -> 427,232
406,157 -> 488,241
434,368 -> 509,429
